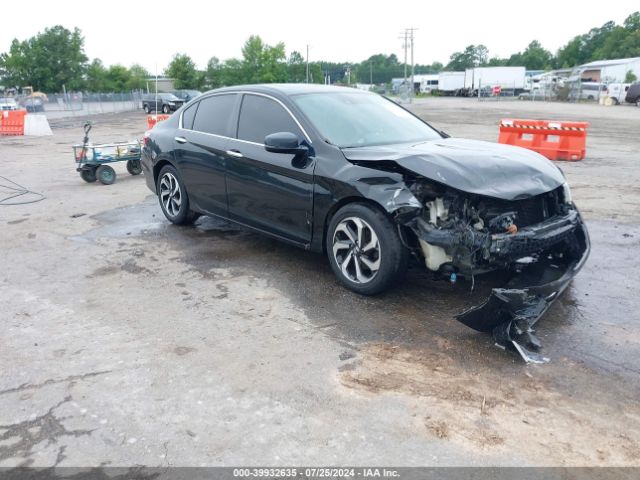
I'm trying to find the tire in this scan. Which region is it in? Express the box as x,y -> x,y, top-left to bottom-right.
162,104 -> 170,114
143,103 -> 151,114
126,159 -> 142,175
80,166 -> 97,183
96,165 -> 116,185
326,202 -> 408,295
156,165 -> 200,225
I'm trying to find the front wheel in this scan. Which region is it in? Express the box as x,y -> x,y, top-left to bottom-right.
156,165 -> 200,225
326,203 -> 408,295
143,104 -> 151,114
162,105 -> 170,114
96,165 -> 116,185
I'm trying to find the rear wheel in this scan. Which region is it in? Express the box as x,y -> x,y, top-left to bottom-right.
156,165 -> 199,225
143,103 -> 150,114
126,159 -> 142,175
326,203 -> 408,295
80,166 -> 97,183
96,165 -> 116,185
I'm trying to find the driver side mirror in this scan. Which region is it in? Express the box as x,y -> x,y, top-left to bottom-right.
264,132 -> 308,155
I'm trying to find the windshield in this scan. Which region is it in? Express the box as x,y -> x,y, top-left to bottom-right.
293,92 -> 441,148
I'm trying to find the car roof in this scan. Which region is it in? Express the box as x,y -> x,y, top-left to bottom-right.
205,83 -> 371,97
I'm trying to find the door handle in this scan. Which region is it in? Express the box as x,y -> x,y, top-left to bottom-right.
226,149 -> 244,158
175,136 -> 187,144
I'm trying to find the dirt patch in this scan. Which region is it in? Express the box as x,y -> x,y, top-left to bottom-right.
424,417 -> 449,439
120,259 -> 153,275
340,343 -> 640,465
173,346 -> 197,356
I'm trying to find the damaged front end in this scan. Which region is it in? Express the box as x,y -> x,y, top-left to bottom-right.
342,140 -> 590,363
405,179 -> 590,363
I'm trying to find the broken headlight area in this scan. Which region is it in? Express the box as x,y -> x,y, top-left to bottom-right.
403,180 -> 590,363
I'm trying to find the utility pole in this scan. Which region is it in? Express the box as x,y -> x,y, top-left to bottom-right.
306,45 -> 310,83
400,28 -> 418,100
410,28 -> 417,100
402,30 -> 408,82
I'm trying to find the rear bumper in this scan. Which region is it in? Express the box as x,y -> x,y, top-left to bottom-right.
141,149 -> 156,193
456,210 -> 590,363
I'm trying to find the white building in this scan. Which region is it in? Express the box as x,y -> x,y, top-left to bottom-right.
572,57 -> 640,83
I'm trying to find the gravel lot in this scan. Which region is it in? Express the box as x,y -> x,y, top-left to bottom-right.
1,98 -> 639,469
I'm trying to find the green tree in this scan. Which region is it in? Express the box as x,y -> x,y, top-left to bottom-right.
625,70 -> 638,83
555,12 -> 640,67
445,45 -> 489,70
625,11 -> 640,31
556,37 -> 585,68
165,53 -> 200,89
287,51 -> 306,82
104,65 -> 131,91
507,41 -> 552,70
205,56 -> 223,88
240,35 -> 287,83
487,57 -> 507,66
0,25 -> 87,91
127,64 -> 149,90
86,59 -> 108,92
220,58 -> 245,86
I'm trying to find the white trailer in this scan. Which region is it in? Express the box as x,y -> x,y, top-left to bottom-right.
437,72 -> 465,95
463,67 -> 527,95
413,74 -> 439,93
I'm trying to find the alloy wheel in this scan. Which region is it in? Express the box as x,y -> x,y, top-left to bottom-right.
332,216 -> 381,284
159,172 -> 182,218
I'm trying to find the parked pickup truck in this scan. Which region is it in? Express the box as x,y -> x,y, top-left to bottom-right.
141,93 -> 184,114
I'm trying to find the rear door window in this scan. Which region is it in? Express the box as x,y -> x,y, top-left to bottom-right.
181,102 -> 198,130
192,94 -> 237,136
237,94 -> 302,144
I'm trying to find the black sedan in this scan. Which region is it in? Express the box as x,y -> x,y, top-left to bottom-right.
141,84 -> 590,362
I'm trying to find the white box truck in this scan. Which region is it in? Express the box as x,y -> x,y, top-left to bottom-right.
437,72 -> 465,95
463,67 -> 527,96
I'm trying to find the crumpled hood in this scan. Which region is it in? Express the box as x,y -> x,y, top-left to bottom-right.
341,138 -> 565,200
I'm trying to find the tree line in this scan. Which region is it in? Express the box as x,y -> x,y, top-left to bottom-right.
446,12 -> 640,71
0,12 -> 638,93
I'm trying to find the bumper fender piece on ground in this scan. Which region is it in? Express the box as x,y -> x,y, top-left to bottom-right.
456,215 -> 590,363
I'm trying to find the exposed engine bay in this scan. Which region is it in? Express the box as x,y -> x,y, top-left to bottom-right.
403,178 -> 590,363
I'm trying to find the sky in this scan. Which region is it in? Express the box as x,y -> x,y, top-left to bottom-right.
1,0 -> 638,73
